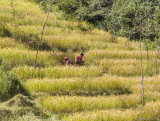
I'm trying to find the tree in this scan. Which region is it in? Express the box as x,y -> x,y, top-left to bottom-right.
106,0 -> 160,40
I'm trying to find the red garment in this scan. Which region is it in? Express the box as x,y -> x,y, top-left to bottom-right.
66,60 -> 73,65
76,55 -> 83,64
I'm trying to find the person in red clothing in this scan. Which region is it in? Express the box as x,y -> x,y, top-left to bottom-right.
64,57 -> 73,66
75,53 -> 84,65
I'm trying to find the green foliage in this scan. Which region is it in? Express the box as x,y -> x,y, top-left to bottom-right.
28,0 -> 160,41
0,24 -> 12,37
36,0 -> 113,29
56,0 -> 78,14
0,72 -> 30,101
0,56 -> 2,66
105,0 -> 160,40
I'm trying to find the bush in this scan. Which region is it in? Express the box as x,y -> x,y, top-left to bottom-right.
0,24 -> 12,37
105,0 -> 160,40
0,72 -> 30,101
0,56 -> 3,66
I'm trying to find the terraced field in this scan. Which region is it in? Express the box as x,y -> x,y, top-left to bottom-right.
0,0 -> 160,120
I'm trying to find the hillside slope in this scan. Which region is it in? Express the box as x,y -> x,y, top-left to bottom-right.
0,0 -> 160,120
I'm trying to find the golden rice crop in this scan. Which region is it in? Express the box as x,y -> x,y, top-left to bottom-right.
144,91 -> 160,102
26,76 -> 131,95
0,0 -> 140,53
100,59 -> 159,76
13,66 -> 103,79
64,101 -> 160,121
107,41 -> 140,50
43,27 -> 83,36
0,0 -> 120,53
116,37 -> 128,43
1,0 -> 160,120
43,35 -> 90,52
16,26 -> 41,35
137,101 -> 160,120
42,30 -> 115,51
0,37 -> 21,48
25,75 -> 160,97
25,75 -> 159,96
0,48 -> 63,66
85,49 -> 157,60
64,109 -> 138,121
39,94 -> 141,113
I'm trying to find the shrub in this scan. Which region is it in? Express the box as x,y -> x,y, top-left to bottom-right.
0,24 -> 11,37
0,56 -> 3,66
0,72 -> 30,101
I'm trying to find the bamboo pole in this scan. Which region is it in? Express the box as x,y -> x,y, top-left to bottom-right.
34,0 -> 55,67
156,40 -> 160,75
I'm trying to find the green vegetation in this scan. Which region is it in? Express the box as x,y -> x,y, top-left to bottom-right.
0,57 -> 30,101
0,72 -> 30,101
36,0 -> 160,42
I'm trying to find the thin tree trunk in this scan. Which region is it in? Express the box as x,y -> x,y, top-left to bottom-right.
45,0 -> 47,14
144,42 -> 149,61
156,40 -> 160,75
140,32 -> 144,106
34,0 -> 55,67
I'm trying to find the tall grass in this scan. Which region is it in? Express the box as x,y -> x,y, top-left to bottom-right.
26,77 -> 131,95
